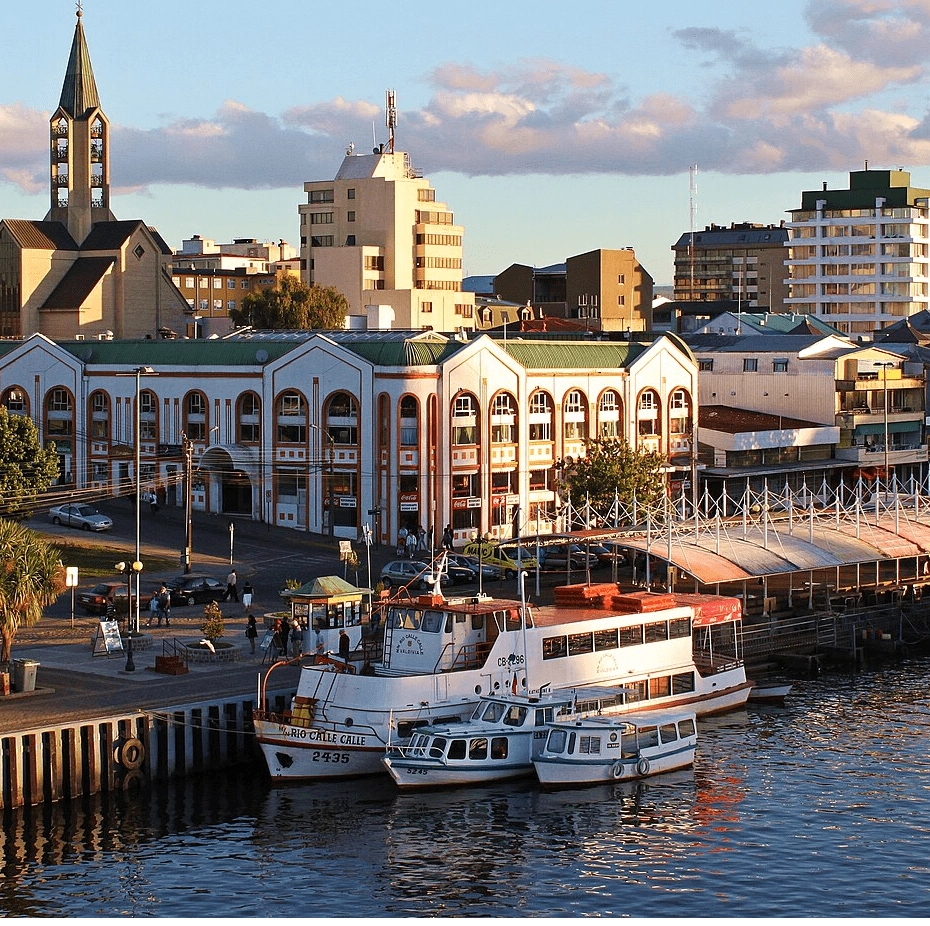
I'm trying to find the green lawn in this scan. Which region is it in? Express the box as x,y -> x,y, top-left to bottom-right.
51,541 -> 178,578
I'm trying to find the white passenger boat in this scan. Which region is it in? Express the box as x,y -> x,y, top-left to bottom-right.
253,582 -> 750,782
533,708 -> 697,788
382,690 -> 576,789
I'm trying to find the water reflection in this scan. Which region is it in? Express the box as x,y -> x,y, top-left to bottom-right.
0,661 -> 928,916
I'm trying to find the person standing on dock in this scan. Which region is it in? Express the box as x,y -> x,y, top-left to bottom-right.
246,614 -> 258,654
241,580 -> 253,613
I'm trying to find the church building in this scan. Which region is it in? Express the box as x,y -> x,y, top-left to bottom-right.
0,10 -> 189,340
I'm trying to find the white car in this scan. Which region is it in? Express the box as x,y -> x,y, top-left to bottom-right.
48,503 -> 113,531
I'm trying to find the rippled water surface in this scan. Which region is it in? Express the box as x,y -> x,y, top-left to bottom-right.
3,661 -> 929,917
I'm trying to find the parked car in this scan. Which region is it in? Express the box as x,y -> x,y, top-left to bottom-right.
462,540 -> 537,578
448,553 -> 502,582
442,560 -> 478,585
48,503 -> 112,532
78,580 -> 151,616
537,543 -> 599,572
165,574 -> 226,606
379,560 -> 450,590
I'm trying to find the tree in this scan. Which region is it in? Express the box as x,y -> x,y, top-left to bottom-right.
230,276 -> 349,330
561,438 -> 668,520
0,407 -> 61,517
0,519 -> 66,664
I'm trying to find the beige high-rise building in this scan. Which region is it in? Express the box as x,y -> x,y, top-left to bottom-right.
299,143 -> 475,332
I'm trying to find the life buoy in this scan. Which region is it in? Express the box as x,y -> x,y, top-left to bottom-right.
636,757 -> 650,776
612,761 -> 625,779
117,737 -> 145,771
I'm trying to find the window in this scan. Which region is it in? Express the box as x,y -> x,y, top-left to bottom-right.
598,390 -> 621,439
529,391 -> 552,442
698,359 -> 713,371
563,389 -> 587,442
2,387 -> 27,415
309,189 -> 334,203
184,392 -> 207,441
491,392 -> 516,444
347,188 -> 355,200
421,301 -> 433,313
310,213 -> 333,224
277,391 -> 306,443
227,300 -> 236,311
743,358 -> 758,372
773,359 -> 789,373
345,235 -> 356,246
326,391 -> 359,445
400,396 -> 419,446
238,392 -> 261,443
227,279 -> 237,290
89,390 -> 109,440
311,236 -> 334,247
133,244 -> 145,260
347,211 -> 355,222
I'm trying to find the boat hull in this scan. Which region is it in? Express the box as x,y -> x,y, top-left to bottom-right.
534,745 -> 695,788
383,756 -> 533,789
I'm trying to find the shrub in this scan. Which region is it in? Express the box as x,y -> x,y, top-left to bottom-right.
201,601 -> 225,641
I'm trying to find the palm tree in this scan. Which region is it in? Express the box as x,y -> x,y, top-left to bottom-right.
0,519 -> 66,664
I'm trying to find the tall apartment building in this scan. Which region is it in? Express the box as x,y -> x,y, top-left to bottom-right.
299,146 -> 475,331
672,223 -> 789,309
784,169 -> 930,337
495,248 -> 653,332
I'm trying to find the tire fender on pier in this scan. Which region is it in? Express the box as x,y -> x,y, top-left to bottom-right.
115,737 -> 145,771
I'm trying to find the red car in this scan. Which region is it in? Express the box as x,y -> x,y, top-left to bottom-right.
77,580 -> 152,616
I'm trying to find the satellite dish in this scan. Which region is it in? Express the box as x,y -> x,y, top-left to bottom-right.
255,349 -> 269,363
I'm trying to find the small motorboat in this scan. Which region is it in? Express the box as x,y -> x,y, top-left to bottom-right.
747,683 -> 793,705
532,708 -> 697,789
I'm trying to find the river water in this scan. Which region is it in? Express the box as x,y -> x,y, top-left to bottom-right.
2,659 -> 929,918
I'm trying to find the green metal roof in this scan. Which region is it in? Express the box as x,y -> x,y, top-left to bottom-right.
342,337 -> 465,366
498,340 -> 645,370
57,339 -> 299,367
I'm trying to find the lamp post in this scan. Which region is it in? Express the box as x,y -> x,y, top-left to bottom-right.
874,361 -> 894,492
115,559 -> 143,672
182,432 -> 193,574
310,422 -> 336,537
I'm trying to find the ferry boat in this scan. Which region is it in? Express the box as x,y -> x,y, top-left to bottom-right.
382,690 -> 580,789
532,708 -> 697,788
253,582 -> 750,782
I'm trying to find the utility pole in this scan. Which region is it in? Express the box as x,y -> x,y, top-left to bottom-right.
183,433 -> 193,574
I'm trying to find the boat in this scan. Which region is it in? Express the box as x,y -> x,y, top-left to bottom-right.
253,578 -> 751,782
532,708 -> 697,788
747,682 -> 793,705
381,686 -> 635,789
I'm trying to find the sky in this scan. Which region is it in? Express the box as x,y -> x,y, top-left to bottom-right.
4,0 -> 930,285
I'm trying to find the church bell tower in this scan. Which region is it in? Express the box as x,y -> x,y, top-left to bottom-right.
45,7 -> 115,244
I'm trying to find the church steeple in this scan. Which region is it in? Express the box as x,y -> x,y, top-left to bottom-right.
45,7 -> 114,244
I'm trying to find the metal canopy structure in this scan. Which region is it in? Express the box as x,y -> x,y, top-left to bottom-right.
550,475 -> 930,587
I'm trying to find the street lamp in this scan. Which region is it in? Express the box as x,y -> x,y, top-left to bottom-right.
874,361 -> 894,492
115,559 -> 143,672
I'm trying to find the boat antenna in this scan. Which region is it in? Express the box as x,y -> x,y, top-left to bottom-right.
519,568 -> 530,696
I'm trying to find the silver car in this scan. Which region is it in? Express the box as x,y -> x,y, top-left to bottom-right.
48,503 -> 113,531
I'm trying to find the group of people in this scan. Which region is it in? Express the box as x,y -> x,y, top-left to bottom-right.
396,524 -> 456,558
147,586 -> 171,627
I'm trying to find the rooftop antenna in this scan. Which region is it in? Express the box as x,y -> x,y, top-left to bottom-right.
386,89 -> 397,154
689,165 -> 698,301
372,121 -> 377,154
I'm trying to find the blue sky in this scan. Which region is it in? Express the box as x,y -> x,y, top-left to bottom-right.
4,0 -> 930,284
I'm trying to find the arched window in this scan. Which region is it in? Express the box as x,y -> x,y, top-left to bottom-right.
563,389 -> 588,442
598,389 -> 623,440
399,395 -> 419,447
89,390 -> 110,440
637,388 -> 662,443
139,389 -> 157,441
238,392 -> 261,443
452,392 -> 478,446
2,386 -> 28,417
276,391 -> 306,443
669,389 -> 692,434
45,387 -> 74,440
326,391 -> 359,445
491,392 -> 517,443
528,391 -> 553,442
184,391 -> 208,441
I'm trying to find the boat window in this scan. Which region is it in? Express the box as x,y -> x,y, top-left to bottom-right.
659,723 -> 678,744
645,620 -> 669,643
469,738 -> 488,760
618,625 -> 644,647
567,732 -> 576,755
546,728 -> 568,754
490,737 -> 508,760
672,672 -> 695,694
678,718 -> 696,738
471,614 -> 483,630
649,676 -> 671,699
448,740 -> 466,759
503,705 -> 527,726
638,725 -> 659,749
535,707 -> 556,725
542,636 -> 567,660
669,617 -> 691,639
481,701 -> 506,723
505,609 -> 522,631
594,629 -> 618,651
579,735 -> 601,755
568,632 -> 593,656
429,736 -> 448,759
421,610 -> 444,633
395,608 -> 421,630
445,615 -> 453,633
620,726 -> 638,759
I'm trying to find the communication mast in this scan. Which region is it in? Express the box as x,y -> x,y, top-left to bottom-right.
386,90 -> 397,154
689,165 -> 698,300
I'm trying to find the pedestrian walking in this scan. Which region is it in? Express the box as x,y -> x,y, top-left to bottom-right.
397,525 -> 408,557
442,524 -> 454,551
245,613 -> 258,654
405,530 -> 417,560
242,580 -> 254,613
290,619 -> 302,658
338,629 -> 351,662
223,568 -> 239,602
158,586 -> 171,626
417,526 -> 428,553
